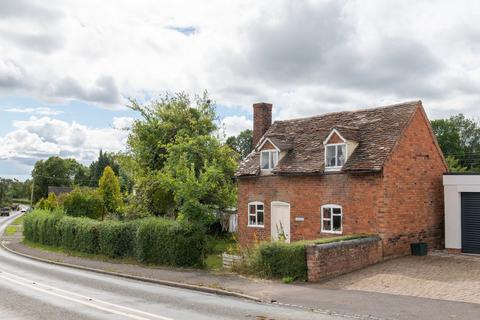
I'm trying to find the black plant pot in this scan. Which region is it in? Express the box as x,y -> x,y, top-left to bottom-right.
411,242 -> 428,256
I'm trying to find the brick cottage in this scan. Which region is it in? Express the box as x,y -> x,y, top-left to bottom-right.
236,101 -> 448,258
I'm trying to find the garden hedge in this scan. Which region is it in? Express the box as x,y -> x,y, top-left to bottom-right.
254,242 -> 308,280
23,210 -> 206,267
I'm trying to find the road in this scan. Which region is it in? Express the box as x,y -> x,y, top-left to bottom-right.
0,213 -> 350,320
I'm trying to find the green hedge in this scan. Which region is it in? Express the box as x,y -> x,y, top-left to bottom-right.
98,220 -> 140,258
135,218 -> 205,267
23,210 -> 206,267
254,242 -> 307,280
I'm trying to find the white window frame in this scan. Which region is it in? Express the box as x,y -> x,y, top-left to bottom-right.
321,204 -> 343,234
248,201 -> 265,228
260,150 -> 279,171
324,143 -> 347,172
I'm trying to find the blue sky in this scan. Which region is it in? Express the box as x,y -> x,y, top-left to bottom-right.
2,0 -> 480,180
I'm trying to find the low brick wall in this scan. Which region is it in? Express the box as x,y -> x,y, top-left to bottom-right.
306,237 -> 383,282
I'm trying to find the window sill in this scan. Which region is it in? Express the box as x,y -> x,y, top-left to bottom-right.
324,167 -> 343,172
321,230 -> 342,234
248,225 -> 264,228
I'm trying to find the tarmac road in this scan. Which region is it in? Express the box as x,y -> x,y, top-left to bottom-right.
0,213 -> 350,320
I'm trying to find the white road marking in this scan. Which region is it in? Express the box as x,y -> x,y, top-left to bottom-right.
0,270 -> 175,320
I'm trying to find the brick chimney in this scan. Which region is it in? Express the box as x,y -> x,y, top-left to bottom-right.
252,102 -> 272,147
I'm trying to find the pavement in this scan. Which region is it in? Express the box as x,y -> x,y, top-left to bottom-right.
2,213 -> 480,320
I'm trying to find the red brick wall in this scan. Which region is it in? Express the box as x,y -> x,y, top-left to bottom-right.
306,237 -> 383,282
326,132 -> 343,144
237,172 -> 383,246
380,108 -> 447,257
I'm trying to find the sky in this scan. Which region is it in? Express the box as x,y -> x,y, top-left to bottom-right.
1,0 -> 480,180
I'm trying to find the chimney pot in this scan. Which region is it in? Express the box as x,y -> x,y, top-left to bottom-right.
252,102 -> 272,148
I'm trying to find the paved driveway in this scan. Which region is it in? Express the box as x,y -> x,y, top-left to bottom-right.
318,251 -> 480,304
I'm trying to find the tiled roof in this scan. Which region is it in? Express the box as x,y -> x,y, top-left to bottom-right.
236,101 -> 421,176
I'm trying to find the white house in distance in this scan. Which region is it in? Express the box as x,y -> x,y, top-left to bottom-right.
443,173 -> 480,254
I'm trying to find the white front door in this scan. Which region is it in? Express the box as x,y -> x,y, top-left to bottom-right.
271,202 -> 291,243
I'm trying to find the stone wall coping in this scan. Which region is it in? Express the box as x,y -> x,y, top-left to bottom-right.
305,236 -> 381,250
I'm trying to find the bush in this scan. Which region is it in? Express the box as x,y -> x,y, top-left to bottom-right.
23,210 -> 206,267
135,218 -> 206,267
57,216 -> 101,254
98,220 -> 140,258
61,188 -> 104,219
254,242 -> 308,281
24,209 -> 64,246
35,193 -> 59,211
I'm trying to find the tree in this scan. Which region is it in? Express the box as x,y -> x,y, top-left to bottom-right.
160,135 -> 238,224
445,155 -> 468,173
31,157 -> 89,202
89,150 -> 120,187
432,114 -> 480,171
226,129 -> 253,159
36,193 -> 59,211
98,166 -> 122,218
126,92 -> 219,216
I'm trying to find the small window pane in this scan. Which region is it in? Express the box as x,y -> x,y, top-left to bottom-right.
333,215 -> 342,231
326,145 -> 336,167
323,208 -> 331,219
249,205 -> 256,214
332,208 -> 341,215
270,151 -> 278,168
337,145 -> 346,166
261,152 -> 269,169
323,220 -> 331,231
257,211 -> 264,225
249,215 -> 256,225
257,204 -> 264,211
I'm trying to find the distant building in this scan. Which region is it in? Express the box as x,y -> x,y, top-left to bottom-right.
47,186 -> 74,197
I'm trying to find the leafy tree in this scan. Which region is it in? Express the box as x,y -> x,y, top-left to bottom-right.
160,135 -> 238,224
445,155 -> 468,173
98,166 -> 122,218
36,193 -> 59,211
31,157 -> 89,202
432,114 -> 480,171
61,188 -> 104,219
89,150 -> 120,187
226,129 -> 253,159
127,92 -> 217,172
126,92 -> 219,216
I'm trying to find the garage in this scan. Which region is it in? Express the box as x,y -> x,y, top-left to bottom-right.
444,174 -> 480,253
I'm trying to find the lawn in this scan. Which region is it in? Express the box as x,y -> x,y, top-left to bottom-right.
3,214 -> 26,236
205,235 -> 236,270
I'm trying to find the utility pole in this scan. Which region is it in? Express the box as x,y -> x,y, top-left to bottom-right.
30,175 -> 35,209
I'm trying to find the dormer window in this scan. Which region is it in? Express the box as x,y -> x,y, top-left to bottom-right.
261,150 -> 278,170
325,143 -> 346,170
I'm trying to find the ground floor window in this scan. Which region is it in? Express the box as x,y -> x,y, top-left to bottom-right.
248,202 -> 264,227
321,204 -> 342,233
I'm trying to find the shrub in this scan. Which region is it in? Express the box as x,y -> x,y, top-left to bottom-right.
98,220 -> 140,258
24,209 -> 64,246
254,242 -> 307,281
35,193 -> 59,211
135,218 -> 206,267
23,210 -> 206,267
57,216 -> 101,253
61,188 -> 104,219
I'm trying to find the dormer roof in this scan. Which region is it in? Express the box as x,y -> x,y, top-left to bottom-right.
236,101 -> 422,176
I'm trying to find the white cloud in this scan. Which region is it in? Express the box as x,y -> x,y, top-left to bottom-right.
1,0 -> 480,117
112,117 -> 134,130
2,106 -> 63,115
221,115 -> 252,137
0,116 -> 129,166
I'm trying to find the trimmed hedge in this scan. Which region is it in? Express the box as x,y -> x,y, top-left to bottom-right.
255,242 -> 307,280
23,210 -> 206,267
135,218 -> 205,267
